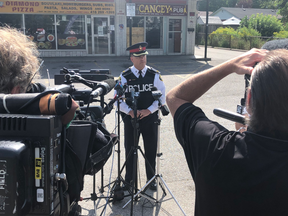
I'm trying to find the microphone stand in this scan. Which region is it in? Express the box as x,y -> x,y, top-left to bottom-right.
123,92 -> 186,216
121,91 -> 156,215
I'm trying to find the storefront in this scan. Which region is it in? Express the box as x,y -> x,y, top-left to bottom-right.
126,2 -> 188,55
0,0 -> 197,57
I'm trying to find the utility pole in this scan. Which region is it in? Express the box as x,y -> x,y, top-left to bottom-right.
204,0 -> 209,59
129,0 -> 132,46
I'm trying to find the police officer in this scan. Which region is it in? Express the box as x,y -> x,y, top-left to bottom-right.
118,42 -> 165,191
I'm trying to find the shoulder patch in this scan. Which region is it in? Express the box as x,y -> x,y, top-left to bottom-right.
122,67 -> 133,76
159,74 -> 163,81
147,66 -> 160,74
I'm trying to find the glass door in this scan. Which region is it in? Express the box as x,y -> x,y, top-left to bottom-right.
92,16 -> 110,54
168,18 -> 182,54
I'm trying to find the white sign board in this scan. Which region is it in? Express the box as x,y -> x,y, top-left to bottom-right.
98,26 -> 104,36
126,3 -> 135,17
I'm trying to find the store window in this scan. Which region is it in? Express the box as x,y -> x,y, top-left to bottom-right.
56,15 -> 85,50
127,17 -> 144,46
0,14 -> 23,30
146,17 -> 163,49
127,16 -> 163,49
25,15 -> 55,50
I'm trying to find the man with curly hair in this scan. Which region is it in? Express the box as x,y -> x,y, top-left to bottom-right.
0,26 -> 43,94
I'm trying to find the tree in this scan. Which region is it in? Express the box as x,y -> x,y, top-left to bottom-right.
256,0 -> 279,9
197,0 -> 238,12
236,0 -> 253,8
275,0 -> 288,23
240,13 -> 283,36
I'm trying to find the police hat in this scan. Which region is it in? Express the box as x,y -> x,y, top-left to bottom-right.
126,42 -> 149,57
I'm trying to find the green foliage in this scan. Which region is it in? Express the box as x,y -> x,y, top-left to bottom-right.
236,0 -> 253,8
210,26 -> 236,34
257,0 -> 278,9
284,23 -> 288,31
207,26 -> 266,49
237,27 -> 261,38
273,31 -> 288,38
239,14 -> 283,36
255,0 -> 287,23
277,0 -> 288,23
197,0 -> 238,12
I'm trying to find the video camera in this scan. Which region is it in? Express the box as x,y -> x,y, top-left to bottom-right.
0,68 -> 117,215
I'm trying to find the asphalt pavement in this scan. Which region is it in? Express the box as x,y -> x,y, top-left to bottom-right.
40,46 -> 247,216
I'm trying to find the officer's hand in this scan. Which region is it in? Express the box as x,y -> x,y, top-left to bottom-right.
128,110 -> 135,118
128,110 -> 141,119
138,109 -> 151,119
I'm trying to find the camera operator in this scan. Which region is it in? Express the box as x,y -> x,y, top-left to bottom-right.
0,26 -> 43,94
117,42 -> 165,191
166,48 -> 288,216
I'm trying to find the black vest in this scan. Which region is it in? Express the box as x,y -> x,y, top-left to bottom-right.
123,67 -> 157,109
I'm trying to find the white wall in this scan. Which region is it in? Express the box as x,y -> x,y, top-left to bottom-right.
186,0 -> 197,55
115,0 -> 127,56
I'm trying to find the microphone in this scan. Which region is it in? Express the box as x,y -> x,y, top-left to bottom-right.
114,80 -> 127,98
151,86 -> 170,116
213,108 -> 246,125
103,81 -> 127,115
90,79 -> 116,98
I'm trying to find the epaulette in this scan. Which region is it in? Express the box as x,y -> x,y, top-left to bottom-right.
147,66 -> 160,74
122,67 -> 133,76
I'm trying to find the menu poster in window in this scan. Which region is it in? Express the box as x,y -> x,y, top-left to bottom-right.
33,33 -> 56,49
57,34 -> 86,49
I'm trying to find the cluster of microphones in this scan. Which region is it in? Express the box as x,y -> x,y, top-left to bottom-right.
103,80 -> 169,116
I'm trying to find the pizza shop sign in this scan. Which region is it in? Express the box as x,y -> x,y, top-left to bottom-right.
0,0 -> 115,15
136,3 -> 187,16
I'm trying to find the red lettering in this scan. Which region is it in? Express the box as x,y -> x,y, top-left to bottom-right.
6,2 -> 10,6
19,2 -> 24,6
25,2 -> 29,6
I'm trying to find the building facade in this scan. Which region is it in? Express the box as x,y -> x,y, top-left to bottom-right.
0,0 -> 198,57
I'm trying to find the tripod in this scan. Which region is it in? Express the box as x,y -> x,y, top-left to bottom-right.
123,94 -> 186,215
101,98 -> 127,203
119,90 -> 159,215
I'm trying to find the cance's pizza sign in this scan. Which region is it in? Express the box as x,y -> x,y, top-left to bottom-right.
136,3 -> 187,16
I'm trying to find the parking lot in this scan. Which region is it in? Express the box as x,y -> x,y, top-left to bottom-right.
41,46 -> 247,216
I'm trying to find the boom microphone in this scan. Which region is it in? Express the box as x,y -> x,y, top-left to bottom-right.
90,79 -> 116,98
213,108 -> 246,125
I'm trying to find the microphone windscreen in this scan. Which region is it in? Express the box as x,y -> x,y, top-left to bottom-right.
151,86 -> 158,91
102,79 -> 116,94
261,38 -> 288,50
0,92 -> 74,116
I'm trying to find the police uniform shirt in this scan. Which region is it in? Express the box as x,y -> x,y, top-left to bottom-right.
117,65 -> 165,114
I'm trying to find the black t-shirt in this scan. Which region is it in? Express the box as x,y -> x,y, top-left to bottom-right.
174,103 -> 288,216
